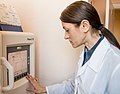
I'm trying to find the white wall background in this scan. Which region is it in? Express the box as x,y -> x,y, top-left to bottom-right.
8,0 -> 83,86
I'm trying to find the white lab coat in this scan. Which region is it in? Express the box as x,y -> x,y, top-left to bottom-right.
46,37 -> 120,94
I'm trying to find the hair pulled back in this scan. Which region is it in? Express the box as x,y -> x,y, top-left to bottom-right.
60,1 -> 120,49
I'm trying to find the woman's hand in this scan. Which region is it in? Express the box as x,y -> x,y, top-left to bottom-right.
26,74 -> 46,94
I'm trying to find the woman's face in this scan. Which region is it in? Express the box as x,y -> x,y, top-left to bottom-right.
61,22 -> 86,48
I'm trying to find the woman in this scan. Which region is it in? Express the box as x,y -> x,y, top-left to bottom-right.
26,1 -> 120,94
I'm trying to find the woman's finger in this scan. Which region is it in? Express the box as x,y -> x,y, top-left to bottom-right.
35,77 -> 38,81
27,74 -> 34,79
26,88 -> 35,93
26,74 -> 36,82
26,88 -> 41,94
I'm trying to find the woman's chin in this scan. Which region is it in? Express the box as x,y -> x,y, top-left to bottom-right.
71,44 -> 77,48
71,44 -> 81,48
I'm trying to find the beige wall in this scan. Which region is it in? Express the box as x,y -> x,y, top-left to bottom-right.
8,0 -> 82,85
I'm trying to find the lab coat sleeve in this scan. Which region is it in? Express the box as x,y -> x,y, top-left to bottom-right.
46,78 -> 75,94
108,64 -> 120,94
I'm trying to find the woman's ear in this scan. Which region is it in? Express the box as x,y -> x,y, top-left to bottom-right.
80,19 -> 90,33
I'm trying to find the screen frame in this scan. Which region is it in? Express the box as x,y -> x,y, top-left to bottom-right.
7,45 -> 30,82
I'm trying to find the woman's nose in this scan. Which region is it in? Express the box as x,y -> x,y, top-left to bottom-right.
64,32 -> 69,40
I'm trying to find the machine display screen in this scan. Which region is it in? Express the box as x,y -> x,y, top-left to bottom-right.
7,45 -> 30,81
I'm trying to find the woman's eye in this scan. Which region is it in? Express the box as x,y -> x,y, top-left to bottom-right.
66,30 -> 69,32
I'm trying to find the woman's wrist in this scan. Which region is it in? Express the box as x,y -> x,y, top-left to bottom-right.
41,86 -> 47,93
37,86 -> 46,93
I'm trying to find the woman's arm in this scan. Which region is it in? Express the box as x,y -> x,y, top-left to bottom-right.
26,74 -> 75,94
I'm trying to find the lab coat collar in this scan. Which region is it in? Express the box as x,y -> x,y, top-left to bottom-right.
77,37 -> 110,77
88,37 -> 110,72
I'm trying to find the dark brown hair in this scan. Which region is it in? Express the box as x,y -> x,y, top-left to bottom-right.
60,1 -> 120,49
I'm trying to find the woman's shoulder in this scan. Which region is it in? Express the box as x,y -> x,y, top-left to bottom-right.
109,44 -> 120,57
